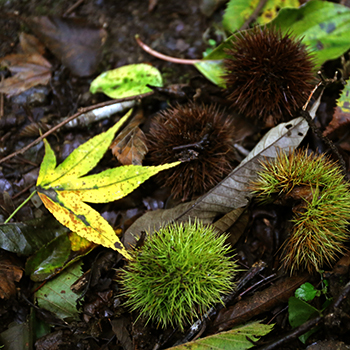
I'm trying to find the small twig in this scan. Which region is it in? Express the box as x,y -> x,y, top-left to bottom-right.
255,316 -> 323,350
333,280 -> 350,309
12,181 -> 36,200
0,92 -> 154,165
135,35 -> 202,65
172,134 -> 209,150
63,0 -> 84,16
300,110 -> 347,177
239,273 -> 277,298
174,261 -> 267,346
0,75 -> 4,118
239,0 -> 269,31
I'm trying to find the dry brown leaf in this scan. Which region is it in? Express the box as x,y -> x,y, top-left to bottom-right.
210,273 -> 309,333
323,106 -> 350,137
0,33 -> 52,97
19,32 -> 46,55
26,16 -> 107,77
0,252 -> 23,299
110,110 -> 148,165
110,318 -> 134,350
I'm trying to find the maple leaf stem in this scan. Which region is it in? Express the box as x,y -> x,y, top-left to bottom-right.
4,190 -> 36,224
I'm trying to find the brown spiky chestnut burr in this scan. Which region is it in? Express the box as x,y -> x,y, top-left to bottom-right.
147,103 -> 237,201
224,27 -> 315,123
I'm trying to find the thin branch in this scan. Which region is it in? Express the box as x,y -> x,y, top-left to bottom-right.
0,91 -> 154,165
63,0 -> 84,17
135,35 -> 202,65
255,316 -> 323,350
300,110 -> 347,178
239,0 -> 269,31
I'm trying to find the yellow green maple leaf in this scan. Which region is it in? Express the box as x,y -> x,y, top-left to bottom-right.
36,109 -> 180,260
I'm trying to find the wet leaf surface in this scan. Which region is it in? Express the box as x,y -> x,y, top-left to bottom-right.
25,232 -> 96,282
0,216 -> 69,255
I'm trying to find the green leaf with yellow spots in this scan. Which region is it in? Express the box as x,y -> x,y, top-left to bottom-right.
90,63 -> 163,99
36,109 -> 180,260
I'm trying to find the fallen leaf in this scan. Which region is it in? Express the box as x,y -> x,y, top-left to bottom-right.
0,252 -> 23,299
211,274 -> 309,333
25,231 -> 96,282
212,207 -> 249,247
110,318 -> 134,350
90,63 -> 163,98
0,216 -> 69,255
26,16 -> 107,77
35,261 -> 83,321
110,109 -> 148,165
19,32 -> 46,55
0,322 -> 31,350
124,95 -> 322,244
170,321 -> 273,350
0,34 -> 52,97
36,110 -> 179,259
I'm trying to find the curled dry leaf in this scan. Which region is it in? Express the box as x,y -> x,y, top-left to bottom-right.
110,110 -> 148,165
0,33 -> 52,97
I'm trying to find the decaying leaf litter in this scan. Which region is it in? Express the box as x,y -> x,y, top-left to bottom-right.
2,1 -> 350,349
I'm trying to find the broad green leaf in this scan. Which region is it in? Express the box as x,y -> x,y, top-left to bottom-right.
25,232 -> 96,282
223,0 -> 300,33
258,0 -> 300,25
36,109 -> 180,259
0,321 -> 31,350
194,59 -> 226,87
0,216 -> 69,255
170,321 -> 273,350
288,296 -> 319,328
198,1 -> 350,85
222,0 -> 259,33
90,63 -> 163,99
36,261 -> 83,321
25,234 -> 71,282
268,0 -> 350,66
295,282 -> 319,302
194,28 -> 254,87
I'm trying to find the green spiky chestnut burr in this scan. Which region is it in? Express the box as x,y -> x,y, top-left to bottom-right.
120,220 -> 238,330
251,149 -> 350,273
